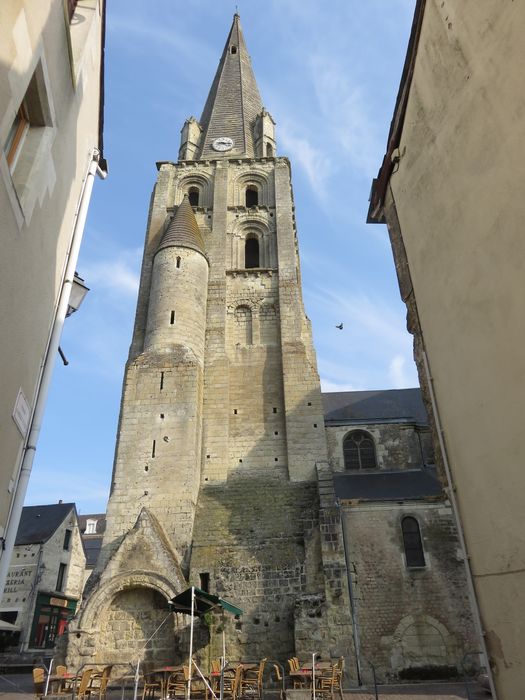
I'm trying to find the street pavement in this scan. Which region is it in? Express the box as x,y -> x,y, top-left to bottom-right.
0,674 -> 490,700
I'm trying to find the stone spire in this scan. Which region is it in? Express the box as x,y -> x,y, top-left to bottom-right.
198,14 -> 263,159
157,195 -> 206,257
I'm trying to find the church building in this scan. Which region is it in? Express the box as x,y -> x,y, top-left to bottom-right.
66,15 -> 479,683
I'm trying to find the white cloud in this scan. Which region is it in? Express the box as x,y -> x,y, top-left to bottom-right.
321,378 -> 359,393
278,122 -> 332,197
308,285 -> 410,349
82,248 -> 141,299
309,53 -> 382,177
389,354 -> 409,388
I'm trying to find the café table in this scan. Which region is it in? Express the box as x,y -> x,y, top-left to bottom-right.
145,666 -> 183,700
46,672 -> 80,694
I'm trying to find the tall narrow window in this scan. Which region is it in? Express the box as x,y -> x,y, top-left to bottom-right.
245,186 -> 258,207
170,310 -> 175,325
160,372 -> 164,390
63,529 -> 72,551
56,563 -> 67,592
234,306 -> 253,345
402,517 -> 426,567
245,237 -> 259,268
188,187 -> 199,206
343,430 -> 377,470
266,143 -> 274,157
199,572 -> 210,593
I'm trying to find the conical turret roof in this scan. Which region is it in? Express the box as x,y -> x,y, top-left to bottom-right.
198,14 -> 263,159
156,196 -> 206,258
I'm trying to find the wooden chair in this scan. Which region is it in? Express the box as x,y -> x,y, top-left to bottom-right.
166,667 -> 188,700
33,668 -> 45,699
72,669 -> 94,700
142,665 -> 163,700
87,665 -> 114,700
334,657 -> 344,700
238,658 -> 266,700
287,659 -> 305,690
314,665 -> 338,700
221,665 -> 242,700
272,664 -> 286,700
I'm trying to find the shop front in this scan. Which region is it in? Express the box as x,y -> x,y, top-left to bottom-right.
29,593 -> 78,649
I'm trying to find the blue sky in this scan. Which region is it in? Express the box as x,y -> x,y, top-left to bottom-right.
26,0 -> 418,513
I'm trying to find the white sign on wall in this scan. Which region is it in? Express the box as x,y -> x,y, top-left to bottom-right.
12,388 -> 30,437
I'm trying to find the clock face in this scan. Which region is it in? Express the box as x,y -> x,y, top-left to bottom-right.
212,136 -> 234,152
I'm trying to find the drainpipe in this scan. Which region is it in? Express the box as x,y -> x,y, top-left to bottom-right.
0,148 -> 107,597
336,499 -> 362,685
422,351 -> 497,699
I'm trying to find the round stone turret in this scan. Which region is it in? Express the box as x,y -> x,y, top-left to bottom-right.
144,195 -> 209,357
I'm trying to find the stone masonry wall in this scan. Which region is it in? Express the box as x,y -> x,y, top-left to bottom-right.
341,501 -> 477,681
326,423 -> 428,473
190,478 -> 321,663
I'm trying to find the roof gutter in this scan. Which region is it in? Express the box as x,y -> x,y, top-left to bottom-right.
367,0 -> 426,223
97,0 -> 108,174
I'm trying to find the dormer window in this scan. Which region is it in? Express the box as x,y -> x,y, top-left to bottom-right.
85,519 -> 97,535
230,46 -> 237,54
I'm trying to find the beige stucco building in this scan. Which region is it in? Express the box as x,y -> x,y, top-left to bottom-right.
0,1 -> 106,595
368,1 -> 525,696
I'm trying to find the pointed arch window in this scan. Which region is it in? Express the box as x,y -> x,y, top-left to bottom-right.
343,430 -> 377,470
401,516 -> 426,567
188,187 -> 200,206
245,186 -> 259,207
266,143 -> 274,157
245,236 -> 259,268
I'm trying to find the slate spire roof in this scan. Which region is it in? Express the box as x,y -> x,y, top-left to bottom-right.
198,14 -> 263,159
156,195 -> 206,258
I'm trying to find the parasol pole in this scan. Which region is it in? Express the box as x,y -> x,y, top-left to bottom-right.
312,652 -> 317,700
187,586 -> 195,700
220,609 -> 226,700
44,658 -> 54,697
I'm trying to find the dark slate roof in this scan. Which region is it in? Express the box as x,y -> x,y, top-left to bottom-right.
15,503 -> 75,546
199,14 -> 263,159
83,538 -> 103,568
322,388 -> 428,425
157,196 -> 207,258
333,469 -> 442,502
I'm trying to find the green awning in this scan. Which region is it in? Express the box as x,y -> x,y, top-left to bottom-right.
169,587 -> 242,618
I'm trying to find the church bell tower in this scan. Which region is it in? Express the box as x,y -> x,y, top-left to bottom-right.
67,15 -> 348,669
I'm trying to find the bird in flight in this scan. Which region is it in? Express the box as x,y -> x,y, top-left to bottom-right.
336,323 -> 343,330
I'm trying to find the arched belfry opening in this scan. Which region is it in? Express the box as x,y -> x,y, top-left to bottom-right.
188,187 -> 200,206
245,236 -> 259,268
245,186 -> 258,207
